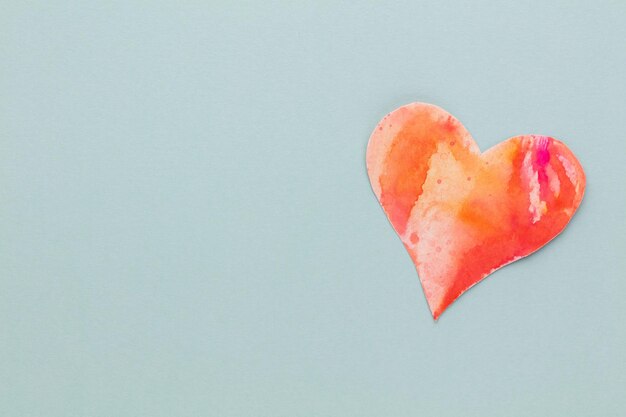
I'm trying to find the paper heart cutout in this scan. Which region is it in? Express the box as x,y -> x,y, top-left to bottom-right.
366,103 -> 585,319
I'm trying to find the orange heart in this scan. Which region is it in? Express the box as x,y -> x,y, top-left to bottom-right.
366,103 -> 585,319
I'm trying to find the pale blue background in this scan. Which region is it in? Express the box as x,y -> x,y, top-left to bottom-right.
1,1 -> 625,416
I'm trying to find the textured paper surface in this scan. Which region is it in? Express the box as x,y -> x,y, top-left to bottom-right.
367,103 -> 586,319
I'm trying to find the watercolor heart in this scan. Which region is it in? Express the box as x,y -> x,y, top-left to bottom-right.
366,103 -> 585,319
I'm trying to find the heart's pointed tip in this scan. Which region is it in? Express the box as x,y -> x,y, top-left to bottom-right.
429,305 -> 442,321
429,298 -> 452,321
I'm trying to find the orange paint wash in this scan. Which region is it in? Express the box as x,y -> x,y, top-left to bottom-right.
366,103 -> 585,319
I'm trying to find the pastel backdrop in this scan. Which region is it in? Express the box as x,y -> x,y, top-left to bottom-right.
1,1 -> 625,416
